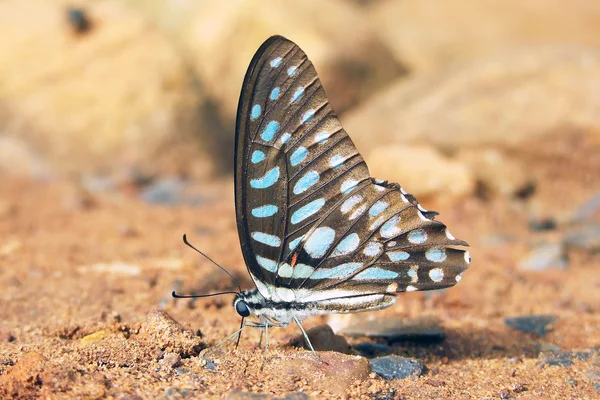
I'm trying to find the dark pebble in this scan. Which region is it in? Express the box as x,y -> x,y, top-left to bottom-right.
370,356 -> 426,380
529,218 -> 557,232
174,368 -> 188,375
341,316 -> 444,343
504,315 -> 557,337
594,382 -> 600,395
140,178 -> 185,205
353,342 -> 391,358
538,350 -> 592,367
373,390 -> 399,400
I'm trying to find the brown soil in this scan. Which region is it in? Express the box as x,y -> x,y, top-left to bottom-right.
1,132 -> 599,399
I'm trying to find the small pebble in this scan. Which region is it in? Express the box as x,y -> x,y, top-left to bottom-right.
529,218 -> 557,232
160,352 -> 181,369
518,243 -> 567,270
370,356 -> 426,380
504,315 -> 557,337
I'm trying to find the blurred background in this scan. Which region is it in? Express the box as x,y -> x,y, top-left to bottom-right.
1,1 -> 600,397
2,0 -> 599,196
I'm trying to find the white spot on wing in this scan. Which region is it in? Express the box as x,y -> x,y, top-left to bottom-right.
429,268 -> 444,282
304,227 -> 336,258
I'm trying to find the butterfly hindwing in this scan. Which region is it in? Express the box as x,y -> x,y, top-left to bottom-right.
235,36 -> 470,304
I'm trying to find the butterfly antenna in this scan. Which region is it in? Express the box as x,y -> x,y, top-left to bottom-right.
178,234 -> 242,293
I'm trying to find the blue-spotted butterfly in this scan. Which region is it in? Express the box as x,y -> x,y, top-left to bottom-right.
174,36 -> 470,357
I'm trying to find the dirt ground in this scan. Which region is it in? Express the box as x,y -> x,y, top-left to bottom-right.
1,131 -> 600,399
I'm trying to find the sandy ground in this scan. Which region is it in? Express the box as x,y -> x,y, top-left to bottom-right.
1,131 -> 600,399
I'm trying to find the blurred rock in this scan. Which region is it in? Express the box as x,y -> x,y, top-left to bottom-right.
564,223 -> 600,253
123,0 -> 405,170
572,192 -> 600,222
504,315 -> 557,337
0,0 -> 209,176
140,309 -> 204,357
370,0 -> 600,73
0,135 -> 52,178
518,243 -> 568,270
187,0 -> 403,116
538,350 -> 592,368
341,316 -> 445,343
289,324 -> 350,354
370,356 -> 426,380
457,149 -> 532,198
367,145 -> 474,199
345,46 -> 600,155
270,352 -> 370,396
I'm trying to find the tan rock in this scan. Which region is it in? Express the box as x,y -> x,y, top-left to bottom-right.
457,148 -> 532,197
0,0 -> 207,176
370,0 -> 600,73
140,309 -> 203,357
366,144 -> 474,199
288,324 -> 351,354
345,46 -> 600,153
183,0 -> 403,117
268,352 -> 370,396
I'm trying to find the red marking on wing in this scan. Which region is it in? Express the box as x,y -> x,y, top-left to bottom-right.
291,252 -> 298,267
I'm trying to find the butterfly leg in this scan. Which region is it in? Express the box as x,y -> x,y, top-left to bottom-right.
293,317 -> 328,365
202,323 -> 247,361
263,322 -> 269,360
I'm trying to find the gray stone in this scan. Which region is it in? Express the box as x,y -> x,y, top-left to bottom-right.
563,222 -> 600,253
538,350 -> 592,367
341,316 -> 444,343
504,315 -> 557,337
518,243 -> 567,270
370,356 -> 426,380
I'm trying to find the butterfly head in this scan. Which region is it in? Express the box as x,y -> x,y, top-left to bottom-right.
233,294 -> 251,317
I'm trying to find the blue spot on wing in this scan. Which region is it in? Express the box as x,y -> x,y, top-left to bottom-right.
256,255 -> 277,273
270,87 -> 281,100
251,204 -> 278,218
287,66 -> 297,75
293,171 -> 319,195
332,233 -> 360,256
387,251 -> 410,261
304,227 -> 335,258
301,109 -> 315,124
251,150 -> 265,164
291,87 -> 304,103
251,167 -> 280,189
354,268 -> 399,280
291,198 -> 325,224
310,262 -> 363,280
369,201 -> 388,217
290,147 -> 308,166
270,57 -> 282,68
288,236 -> 304,251
251,232 -> 281,247
261,121 -> 280,141
251,104 -> 261,120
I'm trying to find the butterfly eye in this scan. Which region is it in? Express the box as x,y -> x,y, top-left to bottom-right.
235,300 -> 251,317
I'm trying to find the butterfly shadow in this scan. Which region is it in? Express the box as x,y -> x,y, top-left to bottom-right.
348,324 -> 543,362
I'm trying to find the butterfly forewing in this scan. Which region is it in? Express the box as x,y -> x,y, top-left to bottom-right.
235,36 -> 371,299
235,36 -> 470,304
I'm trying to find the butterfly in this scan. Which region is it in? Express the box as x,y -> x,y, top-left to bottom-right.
174,35 -> 470,358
